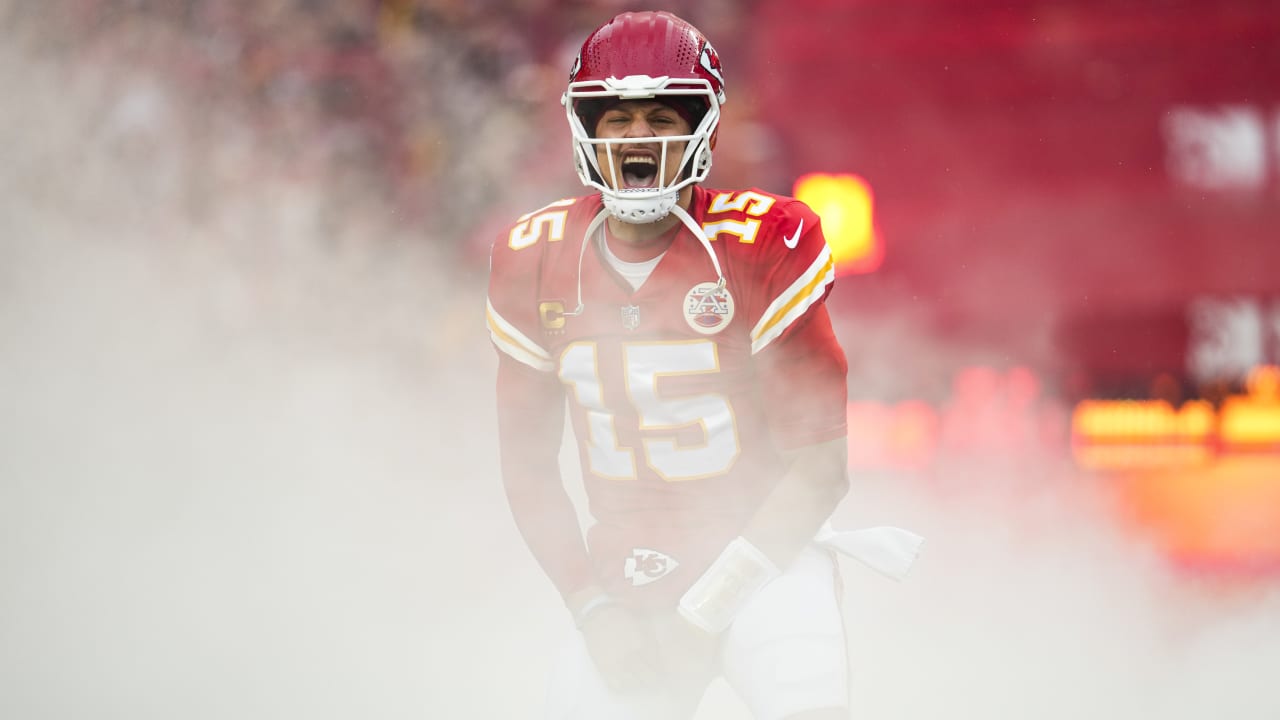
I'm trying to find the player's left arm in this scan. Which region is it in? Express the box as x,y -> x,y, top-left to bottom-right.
744,200 -> 851,571
676,309 -> 850,634
739,300 -> 850,568
678,199 -> 850,633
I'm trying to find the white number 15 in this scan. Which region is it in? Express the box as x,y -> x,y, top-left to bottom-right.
559,340 -> 741,482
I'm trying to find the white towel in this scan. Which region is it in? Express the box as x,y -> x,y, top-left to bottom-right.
815,524 -> 924,581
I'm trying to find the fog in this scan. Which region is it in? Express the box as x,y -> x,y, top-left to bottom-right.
2,12 -> 1278,720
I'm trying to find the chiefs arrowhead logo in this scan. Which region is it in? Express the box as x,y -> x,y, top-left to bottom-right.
683,281 -> 734,335
623,548 -> 680,587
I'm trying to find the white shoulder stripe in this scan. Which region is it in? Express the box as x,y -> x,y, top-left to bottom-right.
749,245 -> 836,355
486,298 -> 554,372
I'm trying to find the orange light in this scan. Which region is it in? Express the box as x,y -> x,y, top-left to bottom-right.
1117,457 -> 1280,566
793,173 -> 882,274
1071,367 -> 1280,570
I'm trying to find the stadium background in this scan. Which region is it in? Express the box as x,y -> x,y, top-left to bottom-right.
1,1 -> 1277,718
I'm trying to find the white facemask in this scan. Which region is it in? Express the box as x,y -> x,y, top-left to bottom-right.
563,75 -> 721,224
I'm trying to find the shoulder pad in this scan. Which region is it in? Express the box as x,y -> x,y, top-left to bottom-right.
500,197 -> 583,252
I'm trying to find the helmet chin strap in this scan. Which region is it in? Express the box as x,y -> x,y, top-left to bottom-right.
563,202 -> 724,318
669,202 -> 726,290
562,210 -> 608,317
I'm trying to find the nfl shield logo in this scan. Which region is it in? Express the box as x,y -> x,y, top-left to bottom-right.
621,304 -> 641,331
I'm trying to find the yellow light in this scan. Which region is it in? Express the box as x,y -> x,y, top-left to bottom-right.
1071,399 -> 1216,470
793,173 -> 882,274
1220,365 -> 1280,446
1072,399 -> 1214,443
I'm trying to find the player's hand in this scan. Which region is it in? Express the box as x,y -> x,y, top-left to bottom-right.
652,612 -> 721,681
579,603 -> 661,693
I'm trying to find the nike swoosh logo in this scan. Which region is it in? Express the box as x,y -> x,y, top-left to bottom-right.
782,218 -> 804,249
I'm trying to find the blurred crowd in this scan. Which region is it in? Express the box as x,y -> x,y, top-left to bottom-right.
4,0 -> 744,265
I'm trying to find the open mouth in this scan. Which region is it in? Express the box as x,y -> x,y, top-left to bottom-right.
619,151 -> 660,189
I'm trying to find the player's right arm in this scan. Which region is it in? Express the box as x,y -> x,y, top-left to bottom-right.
487,211 -> 598,605
489,207 -> 662,691
678,195 -> 851,634
493,355 -> 597,599
496,356 -> 662,690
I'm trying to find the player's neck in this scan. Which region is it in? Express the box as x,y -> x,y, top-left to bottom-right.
604,215 -> 679,263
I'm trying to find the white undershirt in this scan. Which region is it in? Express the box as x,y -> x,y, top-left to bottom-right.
599,232 -> 664,291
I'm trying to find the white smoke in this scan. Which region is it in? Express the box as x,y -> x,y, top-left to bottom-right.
1,9 -> 1277,720
0,13 -> 561,719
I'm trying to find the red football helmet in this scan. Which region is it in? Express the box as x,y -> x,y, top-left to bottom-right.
563,11 -> 726,224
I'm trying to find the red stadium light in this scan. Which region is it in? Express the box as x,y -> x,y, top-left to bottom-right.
793,173 -> 883,274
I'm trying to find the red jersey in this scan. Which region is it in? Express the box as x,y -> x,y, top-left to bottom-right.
487,186 -> 848,607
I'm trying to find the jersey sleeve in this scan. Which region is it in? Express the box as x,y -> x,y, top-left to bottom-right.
485,211 -> 556,372
745,198 -> 837,356
745,198 -> 849,449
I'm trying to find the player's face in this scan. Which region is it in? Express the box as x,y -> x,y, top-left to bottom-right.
593,101 -> 692,192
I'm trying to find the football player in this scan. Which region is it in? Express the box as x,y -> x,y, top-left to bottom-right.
487,10 -> 881,720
